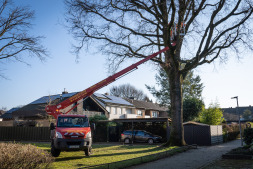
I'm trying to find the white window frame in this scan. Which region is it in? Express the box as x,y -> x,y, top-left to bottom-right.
122,108 -> 126,114
117,107 -> 122,115
152,111 -> 158,117
137,110 -> 142,116
111,107 -> 116,115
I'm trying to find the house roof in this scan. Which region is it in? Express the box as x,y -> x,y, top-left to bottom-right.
222,106 -> 253,115
183,121 -> 209,126
223,112 -> 239,122
126,99 -> 168,112
0,107 -> 20,119
12,92 -> 134,119
29,92 -> 78,105
222,106 -> 253,122
92,93 -> 134,107
12,103 -> 49,119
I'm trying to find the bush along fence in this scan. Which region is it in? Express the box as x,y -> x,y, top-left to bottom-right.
0,127 -> 51,141
222,123 -> 247,143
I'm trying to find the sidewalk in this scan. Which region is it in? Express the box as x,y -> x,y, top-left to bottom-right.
127,139 -> 241,169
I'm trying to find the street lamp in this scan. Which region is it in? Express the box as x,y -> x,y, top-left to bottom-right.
231,96 -> 243,146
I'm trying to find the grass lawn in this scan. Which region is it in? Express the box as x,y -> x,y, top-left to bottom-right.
32,143 -> 180,169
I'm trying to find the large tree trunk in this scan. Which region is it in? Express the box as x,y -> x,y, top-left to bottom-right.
166,68 -> 186,146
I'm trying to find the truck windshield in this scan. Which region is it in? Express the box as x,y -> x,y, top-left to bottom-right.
57,117 -> 89,127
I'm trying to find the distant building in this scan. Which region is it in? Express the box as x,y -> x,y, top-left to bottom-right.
0,107 -> 21,121
222,106 -> 253,122
125,99 -> 169,118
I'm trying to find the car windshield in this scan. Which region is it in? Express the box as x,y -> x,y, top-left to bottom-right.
57,116 -> 89,127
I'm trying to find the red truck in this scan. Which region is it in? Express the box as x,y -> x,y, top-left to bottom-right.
46,46 -> 172,157
49,115 -> 94,157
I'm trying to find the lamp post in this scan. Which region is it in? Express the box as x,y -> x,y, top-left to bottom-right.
231,96 -> 243,146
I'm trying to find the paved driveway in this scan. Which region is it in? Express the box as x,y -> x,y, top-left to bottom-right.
127,140 -> 241,169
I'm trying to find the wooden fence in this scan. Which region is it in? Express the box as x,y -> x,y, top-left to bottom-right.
0,127 -> 50,141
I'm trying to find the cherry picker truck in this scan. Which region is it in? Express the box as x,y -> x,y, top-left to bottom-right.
45,46 -> 173,157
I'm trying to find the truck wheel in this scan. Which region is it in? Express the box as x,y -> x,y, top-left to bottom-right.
51,146 -> 61,157
124,138 -> 130,144
148,139 -> 154,145
85,147 -> 92,156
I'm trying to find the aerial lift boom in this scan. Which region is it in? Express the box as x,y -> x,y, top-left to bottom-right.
45,46 -> 172,119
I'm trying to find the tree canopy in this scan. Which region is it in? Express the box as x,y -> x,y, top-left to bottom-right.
0,0 -> 47,78
146,69 -> 203,106
242,109 -> 252,120
199,103 -> 224,125
109,84 -> 149,101
183,97 -> 204,122
65,0 -> 253,146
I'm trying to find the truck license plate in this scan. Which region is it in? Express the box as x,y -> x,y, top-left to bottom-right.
69,145 -> 79,148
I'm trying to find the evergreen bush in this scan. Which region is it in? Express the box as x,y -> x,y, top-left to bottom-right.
243,128 -> 253,145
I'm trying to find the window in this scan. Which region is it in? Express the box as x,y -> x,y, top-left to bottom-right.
111,107 -> 116,115
73,102 -> 77,112
122,108 -> 126,114
117,108 -> 122,115
152,111 -> 158,117
106,106 -> 110,113
136,131 -> 144,136
57,116 -> 89,127
137,110 -> 142,116
126,108 -> 132,114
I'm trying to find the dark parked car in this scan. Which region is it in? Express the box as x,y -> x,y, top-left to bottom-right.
121,130 -> 162,144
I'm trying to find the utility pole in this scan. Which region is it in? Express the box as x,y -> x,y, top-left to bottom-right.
231,96 -> 243,146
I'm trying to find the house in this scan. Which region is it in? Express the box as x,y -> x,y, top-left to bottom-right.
12,91 -> 134,121
0,107 -> 20,121
222,106 -> 253,123
0,110 -> 5,116
91,93 -> 135,120
0,110 -> 5,121
12,91 -> 168,122
126,99 -> 169,118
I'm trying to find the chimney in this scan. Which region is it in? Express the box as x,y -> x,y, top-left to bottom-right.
62,88 -> 68,94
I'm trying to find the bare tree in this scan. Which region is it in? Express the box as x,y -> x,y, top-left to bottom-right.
0,0 -> 47,75
109,84 -> 149,101
65,0 -> 253,146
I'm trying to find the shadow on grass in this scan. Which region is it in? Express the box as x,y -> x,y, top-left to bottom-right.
54,145 -> 171,162
90,146 -> 173,158
55,156 -> 86,162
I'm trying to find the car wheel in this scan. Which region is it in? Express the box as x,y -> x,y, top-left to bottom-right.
124,138 -> 130,144
51,145 -> 61,157
148,139 -> 154,145
85,147 -> 92,156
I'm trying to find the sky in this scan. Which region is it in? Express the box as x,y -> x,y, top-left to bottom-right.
1,1 -> 252,110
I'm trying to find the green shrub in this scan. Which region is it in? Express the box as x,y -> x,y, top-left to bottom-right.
89,114 -> 108,123
222,124 -> 240,142
199,103 -> 224,125
0,143 -> 54,169
243,128 -> 253,145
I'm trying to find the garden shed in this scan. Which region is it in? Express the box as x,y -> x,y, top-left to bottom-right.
183,122 -> 223,146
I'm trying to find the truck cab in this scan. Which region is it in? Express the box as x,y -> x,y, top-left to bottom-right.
50,114 -> 93,157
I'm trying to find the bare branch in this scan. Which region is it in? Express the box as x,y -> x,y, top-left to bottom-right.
0,0 -> 48,68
